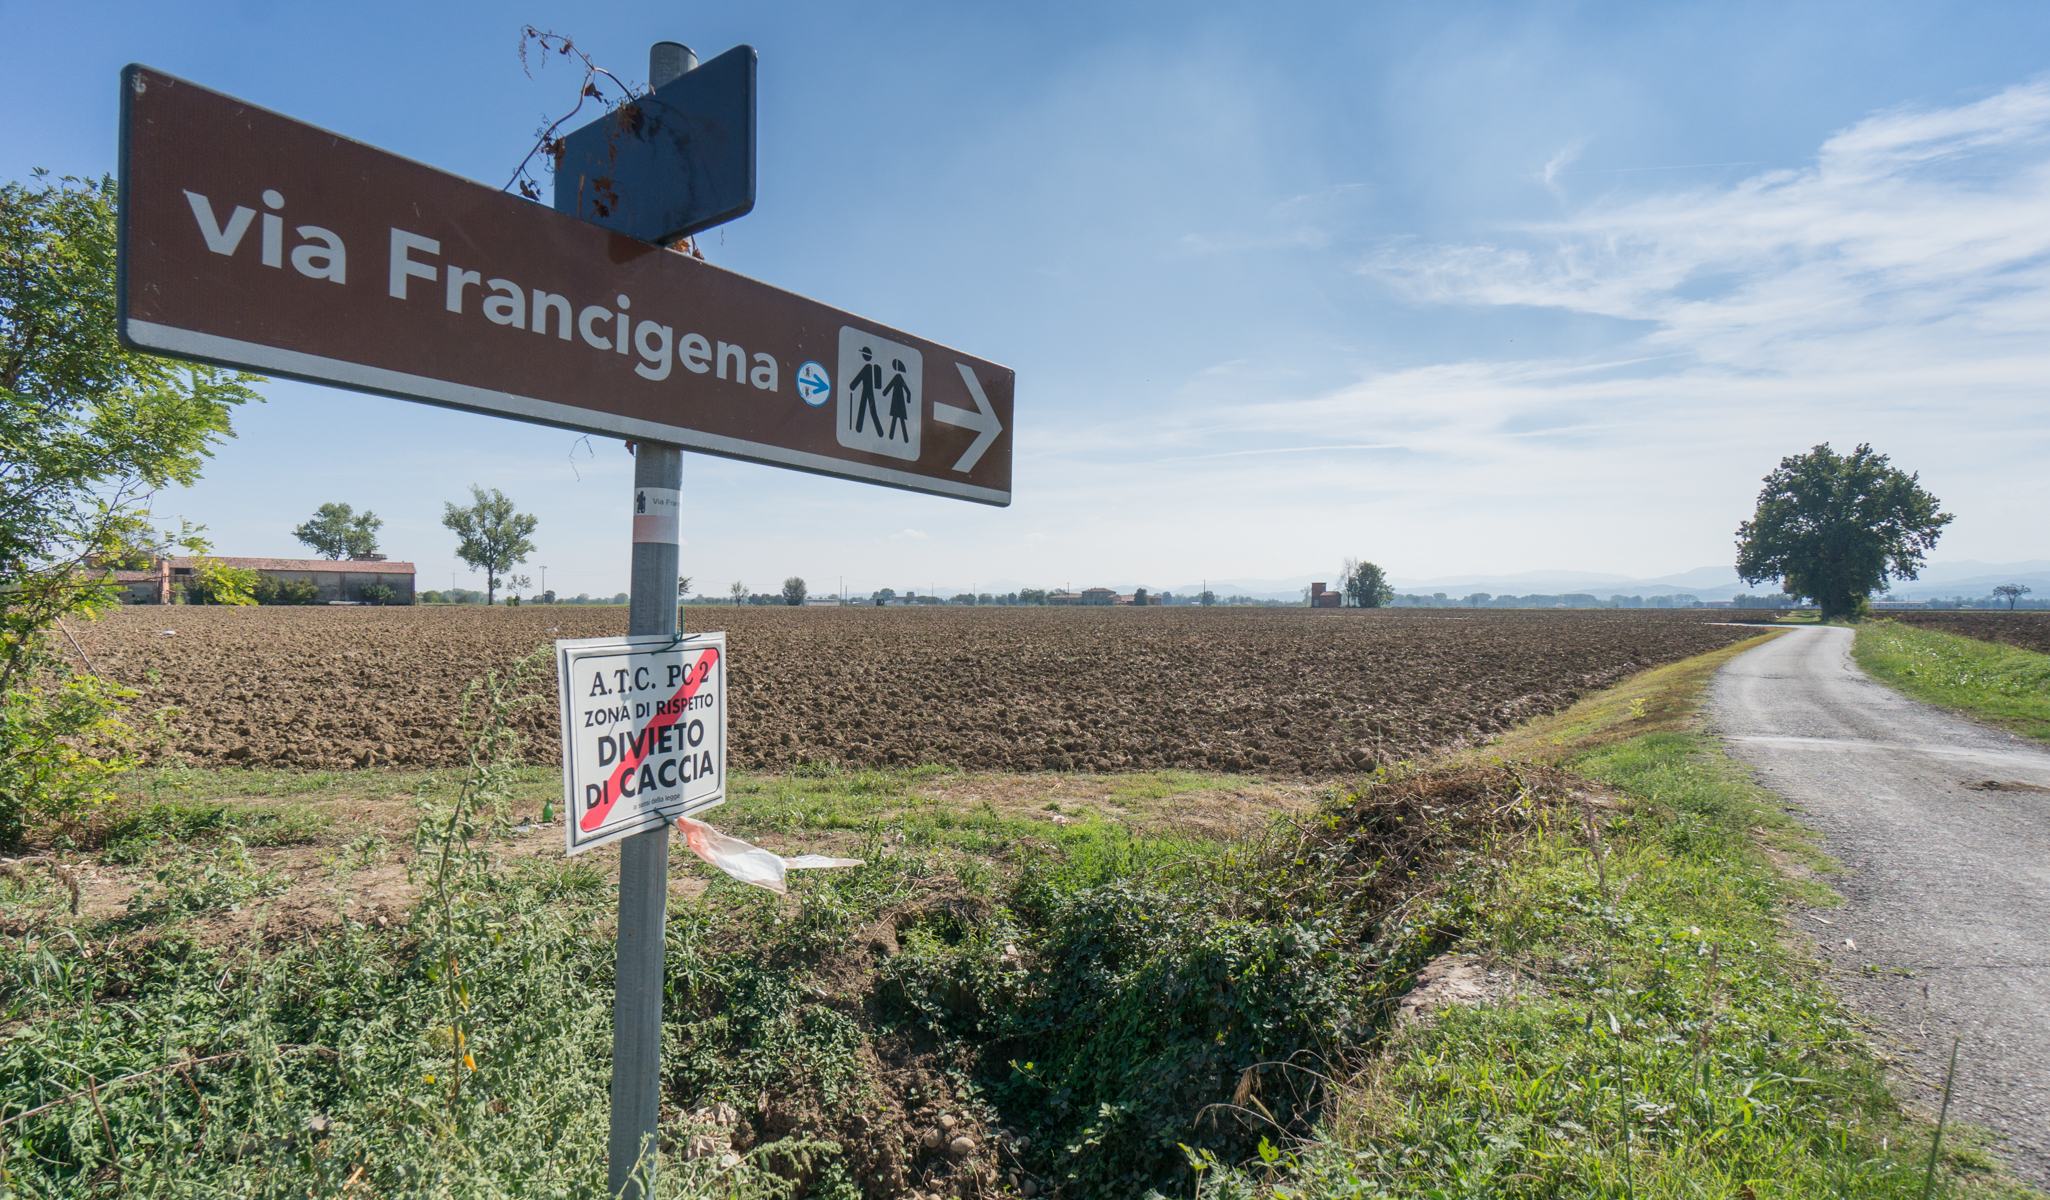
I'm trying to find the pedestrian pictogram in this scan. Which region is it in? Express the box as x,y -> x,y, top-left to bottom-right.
796,360 -> 830,406
836,327 -> 921,462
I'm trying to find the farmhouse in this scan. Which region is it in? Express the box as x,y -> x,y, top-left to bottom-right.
112,556 -> 418,605
1048,588 -> 1159,606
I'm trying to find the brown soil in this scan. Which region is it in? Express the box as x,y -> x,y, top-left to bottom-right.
67,606 -> 1765,776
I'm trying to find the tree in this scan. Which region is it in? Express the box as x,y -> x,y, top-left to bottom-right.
1,172 -> 261,691
1343,560 -> 1394,608
182,558 -> 259,606
440,485 -> 537,605
782,576 -> 807,606
293,502 -> 383,560
2,172 -> 262,845
1199,590 -> 1216,607
730,580 -> 747,604
1993,584 -> 2032,610
1736,443 -> 1952,621
678,575 -> 693,598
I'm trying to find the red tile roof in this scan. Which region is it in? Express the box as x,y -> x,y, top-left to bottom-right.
167,557 -> 416,574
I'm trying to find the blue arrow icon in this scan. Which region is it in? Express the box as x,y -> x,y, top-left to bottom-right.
796,361 -> 830,406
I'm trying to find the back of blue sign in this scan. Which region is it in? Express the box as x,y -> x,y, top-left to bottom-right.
553,44 -> 757,243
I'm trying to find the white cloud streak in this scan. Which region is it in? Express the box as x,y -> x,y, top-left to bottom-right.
1014,79 -> 2050,576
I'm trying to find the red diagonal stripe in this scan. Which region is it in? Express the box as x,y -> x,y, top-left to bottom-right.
581,647 -> 719,833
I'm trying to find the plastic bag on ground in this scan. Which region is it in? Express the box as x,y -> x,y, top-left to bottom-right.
675,815 -> 862,895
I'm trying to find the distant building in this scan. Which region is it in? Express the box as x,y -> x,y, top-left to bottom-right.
1309,582 -> 1340,608
1047,587 -> 1164,607
112,556 -> 417,605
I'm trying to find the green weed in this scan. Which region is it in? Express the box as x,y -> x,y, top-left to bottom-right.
124,835 -> 289,918
98,797 -> 331,862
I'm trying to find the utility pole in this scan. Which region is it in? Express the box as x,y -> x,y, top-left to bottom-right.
608,45 -> 696,1199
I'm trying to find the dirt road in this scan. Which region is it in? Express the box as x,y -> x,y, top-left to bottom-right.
1711,625 -> 2050,1182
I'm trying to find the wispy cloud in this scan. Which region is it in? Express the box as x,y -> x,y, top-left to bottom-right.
888,528 -> 930,541
1539,137 -> 1589,195
1177,183 -> 1368,255
1013,80 -> 2050,573
1367,79 -> 2050,380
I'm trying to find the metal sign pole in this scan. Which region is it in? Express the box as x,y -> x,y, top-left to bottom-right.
607,49 -> 699,1198
609,440 -> 683,1196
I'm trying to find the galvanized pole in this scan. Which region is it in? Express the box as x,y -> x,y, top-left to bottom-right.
609,44 -> 696,1198
610,442 -> 682,1196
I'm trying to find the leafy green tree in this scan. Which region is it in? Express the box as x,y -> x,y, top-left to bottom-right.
1342,559 -> 1394,608
1993,584 -> 2031,610
730,580 -> 748,604
293,501 -> 383,559
0,673 -> 138,848
1,172 -> 261,844
1736,443 -> 1952,621
441,486 -> 538,606
182,558 -> 259,606
782,576 -> 807,606
1,172 -> 261,690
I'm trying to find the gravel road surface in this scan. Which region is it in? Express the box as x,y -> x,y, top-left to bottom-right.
1711,625 -> 2050,1182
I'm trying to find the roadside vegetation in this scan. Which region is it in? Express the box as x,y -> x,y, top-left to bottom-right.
1206,639 -> 2036,1198
4,633 -> 2043,1197
1853,620 -> 2050,743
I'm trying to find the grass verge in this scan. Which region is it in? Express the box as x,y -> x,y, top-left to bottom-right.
1854,620 -> 2050,743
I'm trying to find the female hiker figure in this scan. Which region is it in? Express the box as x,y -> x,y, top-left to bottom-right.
882,358 -> 914,444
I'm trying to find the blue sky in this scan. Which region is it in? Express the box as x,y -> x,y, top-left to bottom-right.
7,1 -> 2047,598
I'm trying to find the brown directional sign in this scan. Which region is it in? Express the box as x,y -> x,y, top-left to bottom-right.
116,65 -> 1013,505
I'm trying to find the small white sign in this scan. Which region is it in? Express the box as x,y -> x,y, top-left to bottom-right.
557,633 -> 725,855
632,486 -> 681,544
836,326 -> 921,461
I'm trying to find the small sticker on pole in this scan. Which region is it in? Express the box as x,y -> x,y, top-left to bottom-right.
633,487 -> 680,544
557,633 -> 725,854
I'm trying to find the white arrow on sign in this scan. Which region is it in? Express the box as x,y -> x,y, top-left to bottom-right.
933,363 -> 1004,472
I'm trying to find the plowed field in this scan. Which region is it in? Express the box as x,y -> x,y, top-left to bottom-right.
67,606 -> 1764,776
